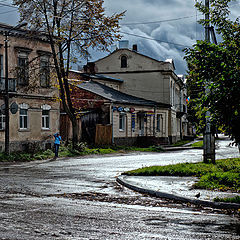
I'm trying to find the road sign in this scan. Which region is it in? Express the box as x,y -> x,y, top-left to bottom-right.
10,102 -> 18,114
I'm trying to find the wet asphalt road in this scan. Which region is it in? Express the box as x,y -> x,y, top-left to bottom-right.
0,137 -> 239,239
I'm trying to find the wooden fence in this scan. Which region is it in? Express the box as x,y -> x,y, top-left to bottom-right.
95,124 -> 112,145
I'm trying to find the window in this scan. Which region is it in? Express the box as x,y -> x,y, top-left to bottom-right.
40,56 -> 50,87
19,103 -> 29,129
0,113 -> 5,130
18,53 -> 29,86
156,114 -> 162,132
119,113 -> 125,131
121,55 -> 127,68
20,109 -> 28,129
42,110 -> 50,129
0,55 -> 3,78
0,55 -> 3,90
41,104 -> 51,129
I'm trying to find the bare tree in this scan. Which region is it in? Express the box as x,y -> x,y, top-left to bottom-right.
14,0 -> 124,147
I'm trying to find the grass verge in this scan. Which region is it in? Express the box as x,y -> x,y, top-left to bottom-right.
173,140 -> 191,147
191,140 -> 203,148
123,158 -> 240,202
214,196 -> 240,204
0,145 -> 164,162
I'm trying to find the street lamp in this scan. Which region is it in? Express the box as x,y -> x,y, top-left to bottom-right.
4,22 -> 27,154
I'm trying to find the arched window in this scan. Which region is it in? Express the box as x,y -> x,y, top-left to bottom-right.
121,55 -> 127,68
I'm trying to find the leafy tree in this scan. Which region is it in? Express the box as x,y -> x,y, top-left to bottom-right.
184,0 -> 240,152
13,0 -> 124,148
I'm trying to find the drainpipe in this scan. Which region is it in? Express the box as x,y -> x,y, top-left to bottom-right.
153,106 -> 156,136
111,103 -> 114,144
180,88 -> 183,140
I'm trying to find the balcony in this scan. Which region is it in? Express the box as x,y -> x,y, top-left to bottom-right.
0,78 -> 17,92
176,104 -> 187,118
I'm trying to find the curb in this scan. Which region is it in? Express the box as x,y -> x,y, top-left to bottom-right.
116,175 -> 240,210
162,146 -> 203,151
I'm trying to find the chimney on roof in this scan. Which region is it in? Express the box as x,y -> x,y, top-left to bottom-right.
132,44 -> 138,52
119,40 -> 129,49
83,62 -> 97,74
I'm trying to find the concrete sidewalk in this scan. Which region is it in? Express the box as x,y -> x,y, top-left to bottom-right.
117,175 -> 240,210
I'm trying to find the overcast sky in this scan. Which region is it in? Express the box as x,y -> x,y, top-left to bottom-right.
1,0 -> 239,74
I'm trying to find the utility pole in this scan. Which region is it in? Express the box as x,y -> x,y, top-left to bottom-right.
4,32 -> 9,155
203,0 -> 215,163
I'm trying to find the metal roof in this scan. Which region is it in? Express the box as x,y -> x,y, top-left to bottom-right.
76,80 -> 170,108
80,73 -> 124,83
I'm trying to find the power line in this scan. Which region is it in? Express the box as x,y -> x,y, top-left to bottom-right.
121,15 -> 197,26
120,31 -> 191,48
0,2 -> 18,9
0,9 -> 17,14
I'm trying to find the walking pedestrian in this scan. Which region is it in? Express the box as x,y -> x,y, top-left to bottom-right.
53,132 -> 62,159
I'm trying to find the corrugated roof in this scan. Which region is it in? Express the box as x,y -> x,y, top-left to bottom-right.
80,73 -> 124,83
76,81 -> 170,108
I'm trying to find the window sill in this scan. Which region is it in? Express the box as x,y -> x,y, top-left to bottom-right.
19,129 -> 30,132
119,129 -> 125,132
42,128 -> 50,131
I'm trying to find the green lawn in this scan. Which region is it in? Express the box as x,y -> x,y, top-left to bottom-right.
191,140 -> 204,148
123,158 -> 240,203
172,140 -> 192,147
0,145 -> 165,162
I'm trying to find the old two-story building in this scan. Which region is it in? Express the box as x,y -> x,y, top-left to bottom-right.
60,70 -> 171,146
0,23 -> 60,152
91,42 -> 189,143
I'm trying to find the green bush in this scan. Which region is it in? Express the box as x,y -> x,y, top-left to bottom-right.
34,149 -> 54,160
0,152 -> 33,162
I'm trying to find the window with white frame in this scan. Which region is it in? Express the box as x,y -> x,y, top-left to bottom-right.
0,113 -> 5,130
19,103 -> 29,129
156,114 -> 161,132
20,109 -> 28,129
119,113 -> 125,131
42,110 -> 50,129
41,104 -> 51,129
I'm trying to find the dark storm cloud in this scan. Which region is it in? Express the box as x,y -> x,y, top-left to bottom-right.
0,0 -> 19,25
101,0 -> 240,74
1,0 -> 239,74
101,0 -> 199,74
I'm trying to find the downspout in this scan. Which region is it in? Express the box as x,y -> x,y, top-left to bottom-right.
111,103 -> 114,144
180,88 -> 183,140
153,106 -> 156,136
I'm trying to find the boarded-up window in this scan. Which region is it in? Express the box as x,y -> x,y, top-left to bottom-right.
40,56 -> 50,87
18,52 -> 29,86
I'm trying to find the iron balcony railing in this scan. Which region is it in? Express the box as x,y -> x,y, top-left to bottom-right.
0,77 -> 17,92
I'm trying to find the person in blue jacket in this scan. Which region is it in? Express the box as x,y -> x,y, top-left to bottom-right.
53,132 -> 62,159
